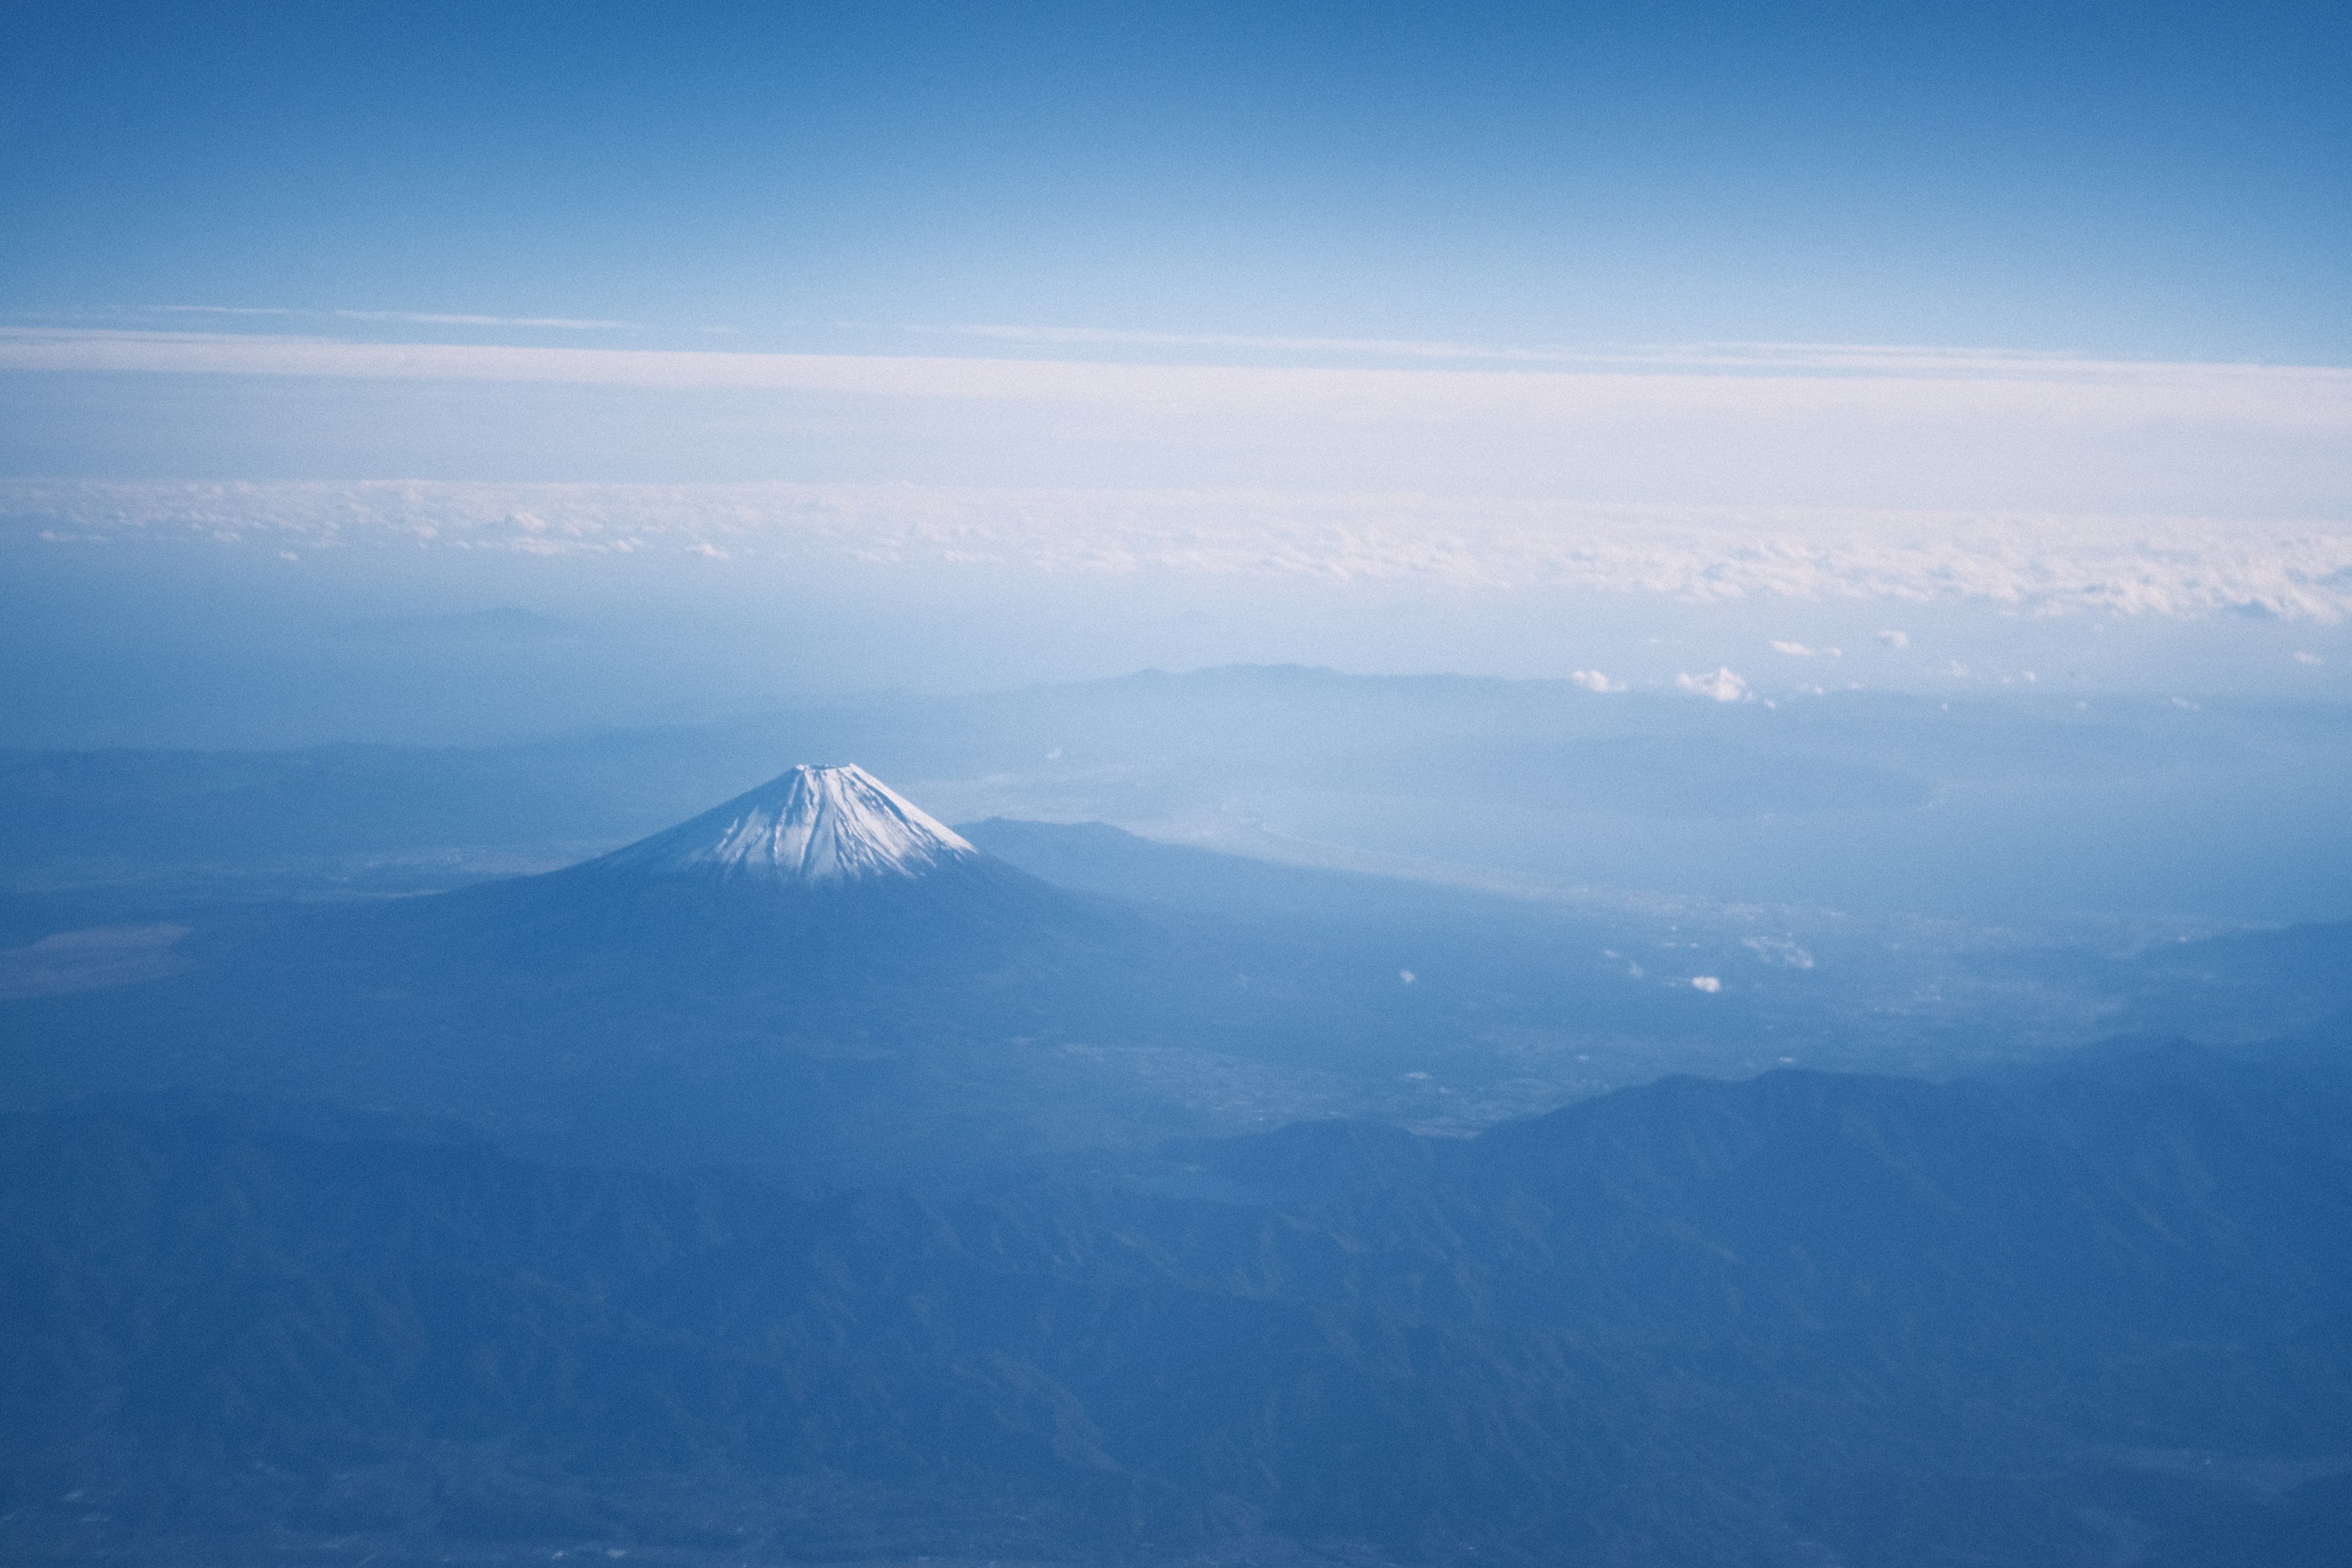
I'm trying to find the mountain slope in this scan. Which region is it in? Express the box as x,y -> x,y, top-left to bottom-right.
0,767 -> 1407,1176
6,1044 -> 2348,1567
591,763 -> 978,884
411,764 -> 1134,991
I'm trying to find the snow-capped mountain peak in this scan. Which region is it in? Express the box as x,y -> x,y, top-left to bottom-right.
594,764 -> 978,884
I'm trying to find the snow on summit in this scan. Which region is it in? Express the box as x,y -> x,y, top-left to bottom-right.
596,765 -> 978,884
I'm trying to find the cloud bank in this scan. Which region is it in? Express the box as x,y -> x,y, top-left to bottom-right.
6,328 -> 2351,528
10,479 -> 2351,622
6,328 -> 2346,432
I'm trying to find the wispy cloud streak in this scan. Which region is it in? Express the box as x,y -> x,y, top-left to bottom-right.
4,329 -> 2346,432
332,310 -> 628,329
907,322 -> 1582,361
908,322 -> 2338,383
154,307 -> 628,330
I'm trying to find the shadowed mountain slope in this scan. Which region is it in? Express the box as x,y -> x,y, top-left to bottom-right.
5,1042 -> 2348,1567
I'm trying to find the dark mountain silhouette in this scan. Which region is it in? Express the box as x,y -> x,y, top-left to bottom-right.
6,1042 -> 2348,1567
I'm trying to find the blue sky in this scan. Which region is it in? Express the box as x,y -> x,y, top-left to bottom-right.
7,1 -> 2348,361
2,2 -> 2348,734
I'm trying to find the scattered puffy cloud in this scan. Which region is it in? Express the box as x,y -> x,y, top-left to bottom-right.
7,477 -> 2352,624
1769,640 -> 1841,658
1676,667 -> 1749,703
1690,976 -> 1722,993
2296,650 -> 2324,665
1569,669 -> 1626,692
1875,628 -> 1910,649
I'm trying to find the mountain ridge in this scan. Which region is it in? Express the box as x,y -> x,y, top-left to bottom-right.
7,1041 -> 2348,1567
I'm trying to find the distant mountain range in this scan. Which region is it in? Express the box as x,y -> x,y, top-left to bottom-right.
3,764 -> 1591,1174
9,664 -> 2343,929
7,761 -> 2350,1177
4,758 -> 2350,1564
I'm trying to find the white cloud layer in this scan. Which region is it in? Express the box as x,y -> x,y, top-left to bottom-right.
907,324 -> 2352,384
6,328 -> 2345,431
7,329 -> 2350,524
7,479 -> 2352,622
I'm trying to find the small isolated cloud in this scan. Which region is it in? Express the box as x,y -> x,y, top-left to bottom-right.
1569,668 -> 1625,693
1742,937 -> 1815,970
1875,629 -> 1910,649
1768,640 -> 1841,658
1947,660 -> 1972,678
1398,969 -> 1417,984
1690,976 -> 1722,993
1675,667 -> 1748,703
2296,650 -> 2324,665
